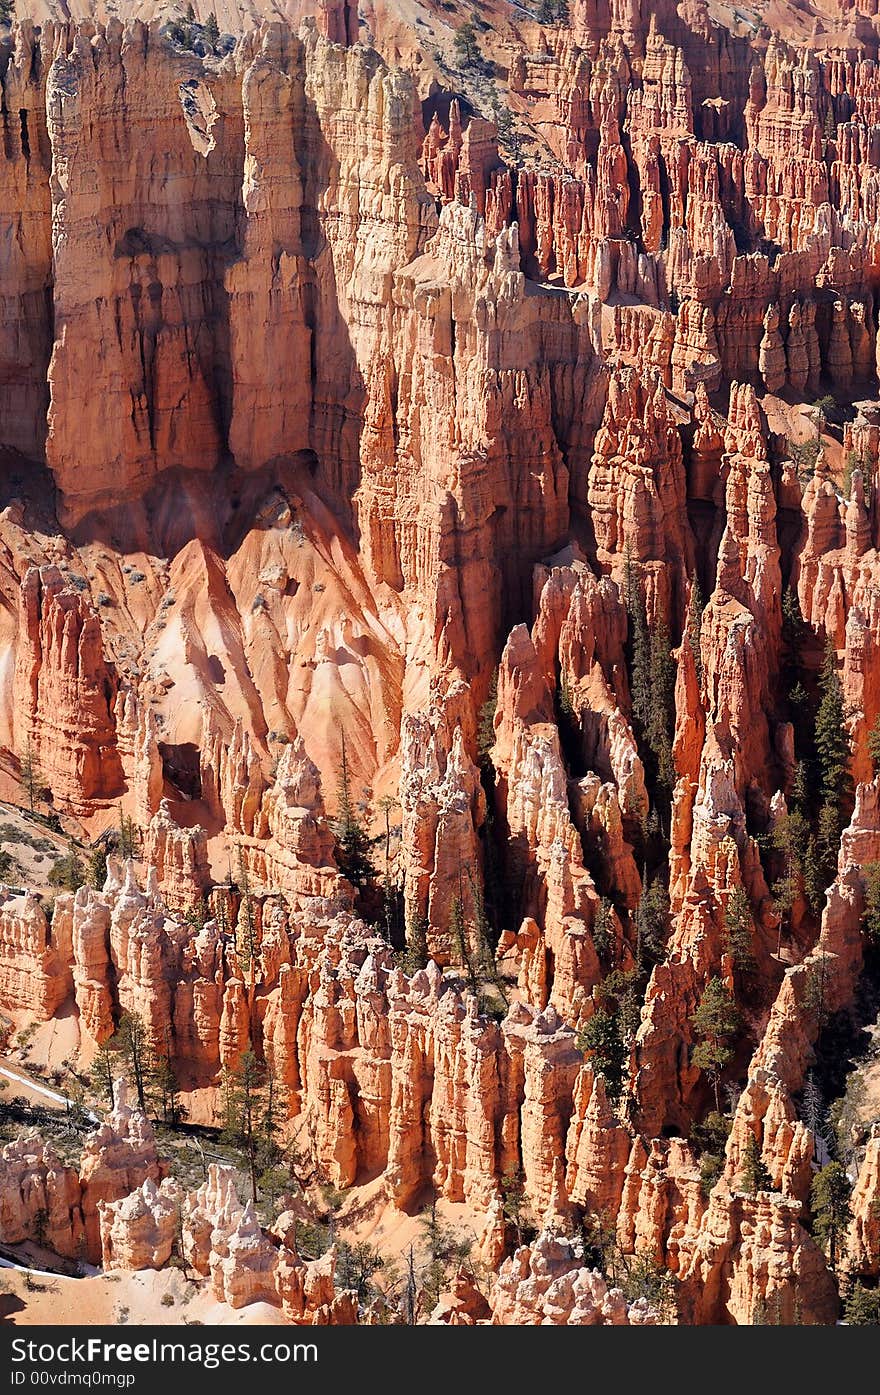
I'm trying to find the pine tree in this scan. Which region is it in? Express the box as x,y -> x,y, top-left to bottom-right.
468,868 -> 501,993
686,575 -> 704,684
332,737 -> 378,892
723,885 -> 755,978
555,671 -> 580,769
477,668 -> 498,772
20,736 -> 42,815
221,1050 -> 282,1205
635,875 -> 669,968
790,758 -> 811,816
577,1001 -> 627,1104
117,1011 -> 151,1113
592,897 -> 614,966
118,809 -> 138,860
781,586 -> 811,753
814,641 -> 852,837
740,1132 -> 772,1195
647,621 -> 676,795
802,831 -> 826,916
844,1284 -> 880,1325
87,844 -> 108,890
453,20 -> 482,70
153,1041 -> 184,1127
625,559 -> 651,742
691,976 -> 740,1112
805,954 -> 831,1031
416,1198 -> 473,1309
862,861 -> 880,949
235,847 -> 258,994
811,1161 -> 852,1272
376,797 -> 398,937
204,11 -> 219,46
48,848 -> 86,891
800,1071 -> 829,1158
770,807 -> 808,945
402,911 -> 429,974
689,1110 -> 731,1197
449,893 -> 476,991
91,1038 -> 117,1108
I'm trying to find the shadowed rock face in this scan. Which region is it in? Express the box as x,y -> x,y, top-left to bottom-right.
2,1 -> 880,1326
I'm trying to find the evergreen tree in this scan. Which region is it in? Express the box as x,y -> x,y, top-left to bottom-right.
646,621 -> 676,796
862,861 -> 880,950
221,1050 -> 282,1205
476,668 -> 498,772
635,875 -> 670,968
204,11 -> 219,46
332,737 -> 378,892
592,897 -> 614,966
500,1165 -> 530,1247
555,671 -> 581,769
449,893 -> 476,991
814,642 -> 852,878
117,1011 -> 151,1113
336,1240 -> 384,1303
689,1110 -> 731,1197
91,1038 -> 117,1108
624,555 -> 651,743
800,1071 -> 830,1158
416,1198 -> 472,1309
811,1161 -> 852,1272
401,911 -> 429,974
577,1001 -> 627,1104
49,848 -> 86,891
781,587 -> 811,753
740,1132 -> 772,1195
770,807 -> 808,945
235,847 -> 258,995
790,758 -> 811,816
802,831 -> 826,916
723,885 -> 755,979
601,966 -> 642,1045
453,20 -> 481,70
118,810 -> 139,860
805,954 -> 831,1031
153,1042 -> 184,1127
87,844 -> 108,890
468,868 -> 502,993
691,976 -> 740,1112
686,575 -> 704,685
20,736 -> 42,815
844,1284 -> 880,1325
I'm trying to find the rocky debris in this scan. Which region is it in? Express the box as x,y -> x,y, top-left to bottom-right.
490,1231 -> 659,1325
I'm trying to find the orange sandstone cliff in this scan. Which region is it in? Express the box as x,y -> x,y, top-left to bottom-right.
0,0 -> 880,1327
